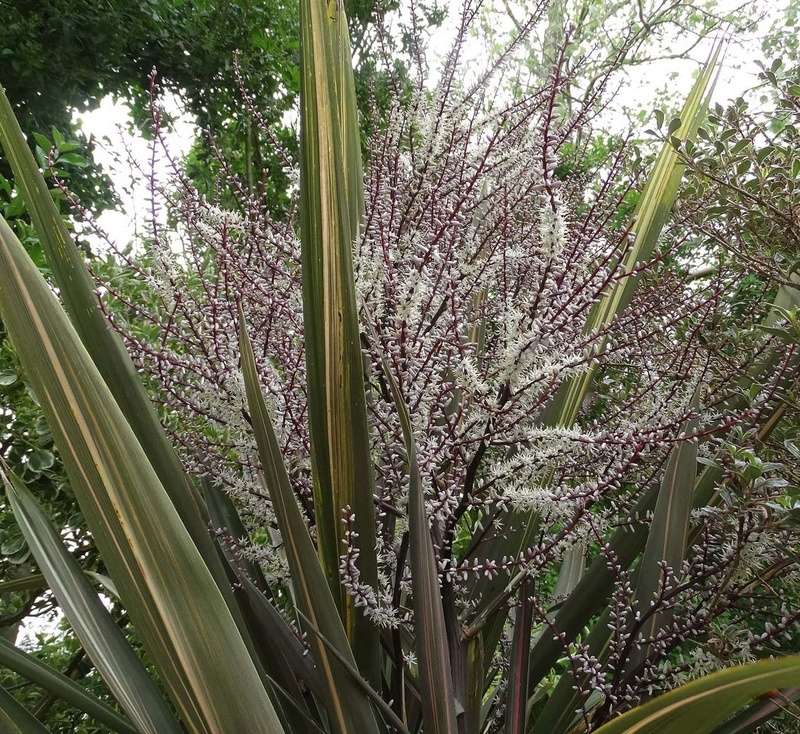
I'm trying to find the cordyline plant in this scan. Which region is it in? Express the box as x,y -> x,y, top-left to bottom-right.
0,1 -> 799,733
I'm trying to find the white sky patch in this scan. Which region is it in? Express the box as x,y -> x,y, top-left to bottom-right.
70,1 -> 784,247
74,92 -> 196,251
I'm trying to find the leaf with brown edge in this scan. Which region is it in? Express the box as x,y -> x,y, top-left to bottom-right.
2,464 -> 181,734
0,215 -> 283,734
593,656 -> 800,734
0,85 -> 242,638
238,311 -> 380,734
298,0 -> 380,686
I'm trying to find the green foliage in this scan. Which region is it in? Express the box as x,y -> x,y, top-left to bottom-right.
0,3 -> 797,734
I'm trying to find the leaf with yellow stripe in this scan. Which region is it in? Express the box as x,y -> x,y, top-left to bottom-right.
593,656 -> 800,734
527,276 -> 800,698
298,0 -> 379,681
2,464 -> 181,734
372,324 -> 458,734
468,43 -> 726,655
0,214 -> 283,734
239,313 -> 380,734
0,85 -> 236,617
542,39 -> 724,430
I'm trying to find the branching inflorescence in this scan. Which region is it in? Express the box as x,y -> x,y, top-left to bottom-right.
79,18 -> 800,726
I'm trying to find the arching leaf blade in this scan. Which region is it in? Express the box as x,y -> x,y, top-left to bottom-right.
239,314 -> 380,734
0,638 -> 136,734
2,465 -> 181,734
0,85 -> 239,625
592,656 -> 800,734
0,215 -> 283,734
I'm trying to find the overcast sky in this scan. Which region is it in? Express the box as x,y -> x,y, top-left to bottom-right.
73,0 -> 787,253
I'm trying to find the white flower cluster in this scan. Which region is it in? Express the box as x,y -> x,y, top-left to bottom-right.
95,46 -> 781,677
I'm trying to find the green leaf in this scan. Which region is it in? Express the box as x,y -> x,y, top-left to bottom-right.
0,369 -> 18,386
200,479 -> 324,732
26,448 -> 54,472
298,0 -> 379,681
0,638 -> 136,734
0,685 -> 49,734
527,484 -> 659,691
371,322 -> 458,734
2,464 -> 182,734
294,608 -> 411,734
479,44 -> 727,646
532,608 -> 614,734
0,215 -> 283,734
593,656 -> 800,734
1,537 -> 25,556
626,397 -> 700,674
55,152 -> 88,167
238,313 -> 379,734
0,574 -> 45,594
553,539 -> 586,599
0,85 -> 234,612
31,132 -> 50,152
505,579 -> 533,734
50,128 -> 65,147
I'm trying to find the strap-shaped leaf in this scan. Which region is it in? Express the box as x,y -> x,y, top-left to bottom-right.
540,39 -> 724,433
294,609 -> 411,734
0,638 -> 134,734
199,478 -> 323,729
467,43 -> 725,653
0,575 -> 45,594
553,538 -> 586,599
298,0 -> 379,680
0,685 -> 49,734
2,465 -> 181,734
0,215 -> 283,734
532,607 -> 614,734
239,314 -> 380,734
712,687 -> 800,733
592,656 -> 800,734
0,88 -> 261,679
505,579 -> 533,734
527,484 -> 658,694
529,276 -> 800,695
0,88 -> 227,592
200,479 -> 270,594
626,399 -> 699,674
374,330 -> 458,734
